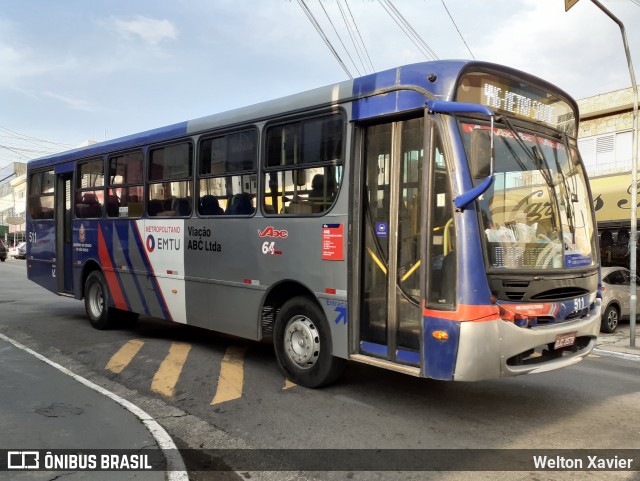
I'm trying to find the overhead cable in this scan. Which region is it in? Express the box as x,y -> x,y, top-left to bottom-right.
318,0 -> 363,76
297,0 -> 354,79
344,0 -> 375,72
336,0 -> 370,75
440,0 -> 475,59
378,0 -> 438,61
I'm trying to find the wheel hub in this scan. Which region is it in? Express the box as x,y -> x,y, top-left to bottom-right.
284,315 -> 320,369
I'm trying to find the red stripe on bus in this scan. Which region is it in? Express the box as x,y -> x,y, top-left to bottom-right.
423,303 -> 499,322
97,224 -> 128,311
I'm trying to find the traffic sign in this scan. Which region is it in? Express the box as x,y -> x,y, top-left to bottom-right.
565,0 -> 580,11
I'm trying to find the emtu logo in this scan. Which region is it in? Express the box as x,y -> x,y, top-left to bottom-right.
146,235 -> 156,252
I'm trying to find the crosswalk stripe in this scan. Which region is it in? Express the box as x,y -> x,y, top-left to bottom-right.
105,339 -> 145,373
211,346 -> 247,405
283,379 -> 297,390
151,342 -> 192,397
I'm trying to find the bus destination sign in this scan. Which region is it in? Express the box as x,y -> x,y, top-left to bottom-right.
455,71 -> 577,135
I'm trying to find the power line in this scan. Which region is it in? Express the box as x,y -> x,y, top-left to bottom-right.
440,0 -> 475,59
0,125 -> 74,148
629,0 -> 640,7
336,0 -> 370,75
318,0 -> 363,76
297,0 -> 354,79
378,0 -> 438,61
343,0 -> 375,72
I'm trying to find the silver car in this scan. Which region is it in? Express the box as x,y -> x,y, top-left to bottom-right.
600,266 -> 640,333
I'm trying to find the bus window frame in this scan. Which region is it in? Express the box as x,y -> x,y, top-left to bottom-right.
146,140 -> 194,218
424,119 -> 458,311
28,169 -> 56,221
106,149 -> 144,219
75,157 -> 105,220
196,126 -> 259,218
261,110 -> 346,217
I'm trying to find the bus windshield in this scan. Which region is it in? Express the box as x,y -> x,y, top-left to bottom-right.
460,121 -> 597,270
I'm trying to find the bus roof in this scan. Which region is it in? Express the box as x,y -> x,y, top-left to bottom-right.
28,60 -> 576,170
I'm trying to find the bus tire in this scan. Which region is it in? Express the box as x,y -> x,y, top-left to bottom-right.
84,270 -> 116,330
274,296 -> 346,388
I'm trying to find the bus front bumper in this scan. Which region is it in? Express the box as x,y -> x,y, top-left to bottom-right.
453,299 -> 601,381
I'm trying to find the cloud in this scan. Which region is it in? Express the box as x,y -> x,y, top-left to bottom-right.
42,91 -> 96,112
110,15 -> 178,46
471,0 -> 640,99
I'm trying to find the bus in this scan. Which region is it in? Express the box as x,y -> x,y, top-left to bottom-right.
26,60 -> 601,387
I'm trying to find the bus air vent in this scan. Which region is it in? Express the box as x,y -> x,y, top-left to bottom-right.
505,291 -> 526,301
502,281 -> 530,288
530,287 -> 588,301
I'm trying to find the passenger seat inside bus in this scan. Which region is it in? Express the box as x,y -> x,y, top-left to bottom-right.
172,197 -> 192,217
227,193 -> 254,215
199,195 -> 224,215
106,195 -> 120,217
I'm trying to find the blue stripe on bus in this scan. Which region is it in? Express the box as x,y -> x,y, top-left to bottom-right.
114,221 -> 149,316
395,349 -> 420,365
360,341 -> 388,358
130,221 -> 173,321
422,316 -> 460,380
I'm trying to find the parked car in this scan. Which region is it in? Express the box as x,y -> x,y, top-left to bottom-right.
600,266 -> 640,333
9,241 -> 26,260
0,240 -> 6,262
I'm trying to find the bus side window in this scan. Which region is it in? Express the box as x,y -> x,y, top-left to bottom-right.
148,142 -> 193,217
28,170 -> 55,220
76,159 -> 104,219
108,151 -> 143,218
427,131 -> 456,307
197,130 -> 257,216
263,114 -> 343,216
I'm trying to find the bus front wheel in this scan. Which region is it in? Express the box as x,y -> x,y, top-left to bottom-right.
274,296 -> 346,388
84,271 -> 116,330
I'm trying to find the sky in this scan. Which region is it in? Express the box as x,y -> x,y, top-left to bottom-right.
1,0 -> 640,169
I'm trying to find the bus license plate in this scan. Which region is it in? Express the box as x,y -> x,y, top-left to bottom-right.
554,332 -> 576,349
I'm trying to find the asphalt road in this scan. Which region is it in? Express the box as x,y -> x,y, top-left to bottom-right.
1,259 -> 639,481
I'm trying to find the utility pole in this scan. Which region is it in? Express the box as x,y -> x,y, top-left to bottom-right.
566,0 -> 638,347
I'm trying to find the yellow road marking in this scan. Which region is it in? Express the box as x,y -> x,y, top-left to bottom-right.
211,346 -> 247,405
105,339 -> 145,374
283,379 -> 297,390
151,342 -> 191,397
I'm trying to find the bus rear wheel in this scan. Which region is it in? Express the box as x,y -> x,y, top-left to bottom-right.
274,296 -> 346,388
84,270 -> 116,330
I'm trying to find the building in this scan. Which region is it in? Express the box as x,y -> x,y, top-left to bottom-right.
577,86 -> 638,268
0,162 -> 27,246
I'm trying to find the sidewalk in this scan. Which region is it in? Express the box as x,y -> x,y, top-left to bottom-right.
593,324 -> 640,359
0,336 -> 168,480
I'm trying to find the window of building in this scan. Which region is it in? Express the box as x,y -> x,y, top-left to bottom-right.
76,159 -> 104,219
107,151 -> 144,218
148,142 -> 193,217
578,130 -> 632,176
198,130 -> 257,216
263,113 -> 343,215
28,170 -> 55,220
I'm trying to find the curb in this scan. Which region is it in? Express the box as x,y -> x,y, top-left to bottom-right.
592,347 -> 640,362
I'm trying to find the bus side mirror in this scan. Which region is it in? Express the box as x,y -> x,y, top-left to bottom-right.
426,100 -> 495,210
470,129 -> 492,179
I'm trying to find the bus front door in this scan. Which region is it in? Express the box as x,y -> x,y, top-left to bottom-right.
359,118 -> 424,366
55,171 -> 73,295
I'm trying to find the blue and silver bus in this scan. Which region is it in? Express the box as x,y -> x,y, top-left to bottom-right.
26,61 -> 601,387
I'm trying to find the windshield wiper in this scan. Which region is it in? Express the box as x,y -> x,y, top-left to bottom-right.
498,115 -> 562,233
